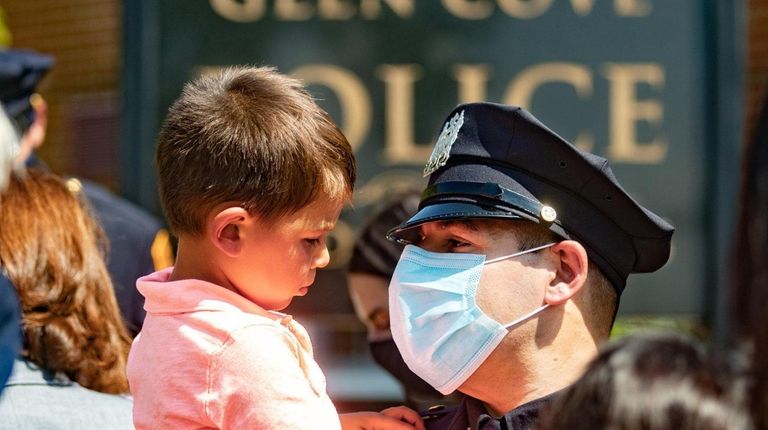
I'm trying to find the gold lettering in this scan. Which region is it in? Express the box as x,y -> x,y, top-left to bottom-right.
497,0 -> 553,19
441,0 -> 494,20
376,64 -> 432,164
504,62 -> 594,151
209,0 -> 265,22
615,0 -> 652,16
360,0 -> 414,18
603,63 -> 666,163
275,0 -> 314,20
452,64 -> 493,103
319,0 -> 356,19
209,0 -> 642,21
570,0 -> 597,16
291,64 -> 371,152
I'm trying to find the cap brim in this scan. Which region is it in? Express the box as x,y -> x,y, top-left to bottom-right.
386,202 -> 523,244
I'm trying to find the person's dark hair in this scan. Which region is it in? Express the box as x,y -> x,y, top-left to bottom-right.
0,169 -> 131,394
156,66 -> 356,236
731,89 -> 768,429
348,189 -> 421,278
538,332 -> 752,430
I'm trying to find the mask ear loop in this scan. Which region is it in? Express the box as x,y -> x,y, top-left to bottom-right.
502,304 -> 550,330
485,242 -> 557,330
484,242 -> 556,265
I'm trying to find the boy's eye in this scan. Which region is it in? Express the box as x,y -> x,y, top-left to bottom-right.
304,238 -> 322,246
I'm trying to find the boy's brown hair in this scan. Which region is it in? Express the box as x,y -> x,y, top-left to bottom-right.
156,66 -> 356,236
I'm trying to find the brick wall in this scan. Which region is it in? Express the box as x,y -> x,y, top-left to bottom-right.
1,0 -> 121,188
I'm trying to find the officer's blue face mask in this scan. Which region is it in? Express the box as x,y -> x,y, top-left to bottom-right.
388,242 -> 556,395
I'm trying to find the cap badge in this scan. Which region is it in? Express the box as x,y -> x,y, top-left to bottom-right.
424,110 -> 464,177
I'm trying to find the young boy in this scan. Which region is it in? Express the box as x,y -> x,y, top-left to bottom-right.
126,66 -> 423,430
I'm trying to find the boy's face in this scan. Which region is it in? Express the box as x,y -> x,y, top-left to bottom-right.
229,198 -> 344,311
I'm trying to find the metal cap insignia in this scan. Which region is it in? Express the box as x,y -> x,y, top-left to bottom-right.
423,110 -> 464,177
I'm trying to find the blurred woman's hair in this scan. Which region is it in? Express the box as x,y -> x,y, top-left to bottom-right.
0,169 -> 131,394
538,332 -> 752,430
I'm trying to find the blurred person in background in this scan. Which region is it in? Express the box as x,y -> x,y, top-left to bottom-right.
385,103 -> 674,430
348,189 -> 459,410
731,88 -> 768,430
0,103 -> 21,393
0,48 -> 174,336
0,169 -> 133,429
537,332 -> 752,430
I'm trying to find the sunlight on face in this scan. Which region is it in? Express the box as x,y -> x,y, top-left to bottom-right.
233,198 -> 344,311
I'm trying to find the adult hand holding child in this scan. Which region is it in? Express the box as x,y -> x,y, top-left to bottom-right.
341,406 -> 426,430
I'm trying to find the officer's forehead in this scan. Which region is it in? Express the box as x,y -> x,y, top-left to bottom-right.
420,219 -> 476,234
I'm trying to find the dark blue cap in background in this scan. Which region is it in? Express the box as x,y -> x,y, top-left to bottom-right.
0,49 -> 53,132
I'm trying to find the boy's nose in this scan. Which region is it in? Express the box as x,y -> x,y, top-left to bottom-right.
313,245 -> 331,269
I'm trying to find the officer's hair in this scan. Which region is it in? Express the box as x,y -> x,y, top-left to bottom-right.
537,332 -> 753,430
487,219 -> 617,339
155,66 -> 356,236
0,169 -> 131,394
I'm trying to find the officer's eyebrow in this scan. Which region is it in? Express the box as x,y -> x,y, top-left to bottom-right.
445,219 -> 478,231
439,220 -> 479,231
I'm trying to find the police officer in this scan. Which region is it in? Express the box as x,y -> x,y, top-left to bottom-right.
0,49 -> 173,336
385,102 -> 674,430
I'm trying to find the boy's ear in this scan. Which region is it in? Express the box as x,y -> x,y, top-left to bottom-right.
544,240 -> 589,306
209,207 -> 250,257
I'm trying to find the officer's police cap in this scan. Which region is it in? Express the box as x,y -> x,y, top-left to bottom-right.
0,50 -> 54,132
387,102 -> 674,293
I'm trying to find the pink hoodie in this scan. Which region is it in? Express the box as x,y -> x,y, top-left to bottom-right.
127,268 -> 341,429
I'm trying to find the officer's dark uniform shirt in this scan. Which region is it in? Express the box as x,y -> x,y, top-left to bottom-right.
423,392 -> 557,430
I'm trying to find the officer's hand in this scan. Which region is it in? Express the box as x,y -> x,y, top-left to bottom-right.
339,406 -> 425,430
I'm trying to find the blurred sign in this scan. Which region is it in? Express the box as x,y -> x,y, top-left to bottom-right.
123,1 -> 739,317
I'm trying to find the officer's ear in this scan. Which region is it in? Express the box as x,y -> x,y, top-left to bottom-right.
544,240 -> 588,305
209,206 -> 249,257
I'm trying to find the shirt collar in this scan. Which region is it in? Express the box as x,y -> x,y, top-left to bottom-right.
463,391 -> 560,430
137,267 -> 282,321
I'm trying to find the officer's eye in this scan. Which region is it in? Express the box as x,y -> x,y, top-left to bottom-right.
447,238 -> 470,249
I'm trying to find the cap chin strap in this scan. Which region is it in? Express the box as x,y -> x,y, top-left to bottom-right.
421,181 -> 559,226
